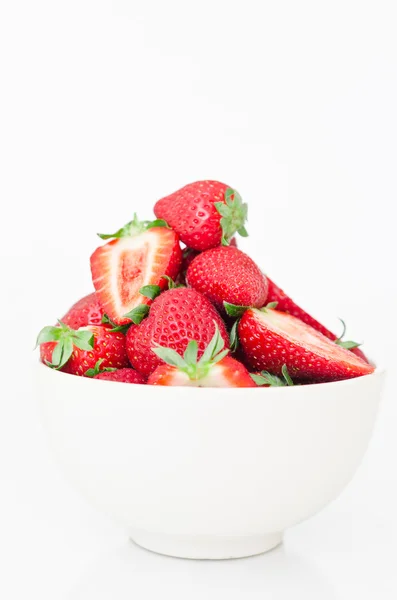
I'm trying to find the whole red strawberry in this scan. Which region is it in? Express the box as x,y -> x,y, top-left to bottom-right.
148,325 -> 256,387
38,323 -> 129,376
176,238 -> 237,286
61,292 -> 104,329
154,181 -> 248,251
94,368 -> 146,384
126,287 -> 229,376
186,246 -> 268,311
266,276 -> 369,363
238,307 -> 374,383
91,215 -> 182,325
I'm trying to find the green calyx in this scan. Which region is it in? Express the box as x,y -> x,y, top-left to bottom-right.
260,301 -> 278,312
224,300 -> 278,319
123,304 -> 150,324
139,285 -> 162,300
251,364 -> 294,387
214,188 -> 248,246
36,321 -> 94,370
97,214 -> 169,240
229,319 -> 239,351
335,318 -> 361,350
122,277 -> 183,325
101,313 -> 131,333
224,302 -> 249,318
152,323 -> 229,381
85,359 -> 117,377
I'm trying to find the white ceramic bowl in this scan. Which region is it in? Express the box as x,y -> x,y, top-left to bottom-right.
35,362 -> 385,560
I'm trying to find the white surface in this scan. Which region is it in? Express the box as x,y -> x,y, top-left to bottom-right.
1,0 -> 397,597
37,363 -> 384,559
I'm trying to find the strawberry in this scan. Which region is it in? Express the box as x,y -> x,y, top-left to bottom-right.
154,181 -> 248,251
238,307 -> 374,382
266,276 -> 369,362
176,238 -> 237,285
60,292 -> 104,329
126,287 -> 229,376
90,215 -> 182,325
148,325 -> 256,387
37,322 -> 129,376
94,368 -> 146,384
84,359 -> 146,383
186,246 -> 268,311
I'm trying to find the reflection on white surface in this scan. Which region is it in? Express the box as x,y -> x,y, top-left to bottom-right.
66,541 -> 337,600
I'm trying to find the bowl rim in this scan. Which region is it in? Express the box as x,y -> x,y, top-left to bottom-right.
35,359 -> 386,393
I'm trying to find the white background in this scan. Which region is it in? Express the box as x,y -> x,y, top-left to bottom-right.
1,1 -> 397,598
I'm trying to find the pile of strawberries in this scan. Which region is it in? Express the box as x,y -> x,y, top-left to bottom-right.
37,180 -> 374,387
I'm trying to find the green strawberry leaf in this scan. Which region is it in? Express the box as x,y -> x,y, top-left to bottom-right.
250,371 -> 285,386
98,214 -> 169,240
210,348 -> 229,365
261,301 -> 278,312
335,318 -> 361,350
335,340 -> 361,350
101,313 -> 131,333
184,340 -> 198,365
224,302 -> 249,317
151,323 -> 229,381
229,319 -> 239,352
237,226 -> 248,237
251,364 -> 294,387
281,364 -> 294,386
198,323 -> 225,365
85,358 -> 117,377
124,304 -> 150,324
139,285 -> 161,300
36,322 -> 95,370
214,187 -> 249,245
35,325 -> 63,347
71,330 -> 95,351
152,346 -> 188,369
145,219 -> 169,229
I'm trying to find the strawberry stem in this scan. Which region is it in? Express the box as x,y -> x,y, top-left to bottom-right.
335,318 -> 361,350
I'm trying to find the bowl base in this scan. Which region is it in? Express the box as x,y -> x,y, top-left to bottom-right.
130,529 -> 283,560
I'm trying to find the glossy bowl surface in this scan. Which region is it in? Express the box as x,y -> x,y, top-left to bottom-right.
36,362 -> 385,559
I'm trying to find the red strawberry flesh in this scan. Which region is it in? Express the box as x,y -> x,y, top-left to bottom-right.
266,276 -> 369,363
90,227 -> 181,325
239,308 -> 374,382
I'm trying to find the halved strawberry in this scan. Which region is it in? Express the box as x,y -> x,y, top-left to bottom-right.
266,276 -> 369,363
238,307 -> 374,383
148,325 -> 256,387
90,215 -> 182,325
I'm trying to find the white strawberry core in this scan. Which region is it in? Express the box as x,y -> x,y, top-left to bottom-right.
94,230 -> 162,316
